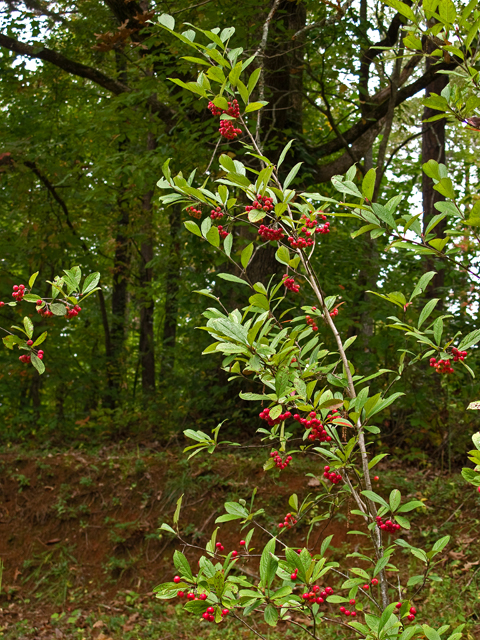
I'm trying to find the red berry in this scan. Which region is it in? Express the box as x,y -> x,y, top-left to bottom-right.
363,584 -> 369,590
177,591 -> 184,597
173,576 -> 181,583
26,340 -> 33,346
221,609 -> 229,616
231,550 -> 238,557
407,614 -> 415,622
349,599 -> 355,605
374,476 -> 379,481
339,606 -> 346,613
239,539 -> 245,546
371,578 -> 378,586
410,607 -> 417,614
395,602 -> 402,609
351,611 -> 357,617
206,606 -> 214,614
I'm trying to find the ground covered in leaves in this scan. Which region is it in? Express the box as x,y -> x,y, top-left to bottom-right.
0,445 -> 479,639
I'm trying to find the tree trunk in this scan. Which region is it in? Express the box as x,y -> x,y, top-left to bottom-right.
160,205 -> 181,376
138,135 -> 156,394
422,48 -> 448,300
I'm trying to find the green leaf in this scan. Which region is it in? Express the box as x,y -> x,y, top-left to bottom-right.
438,0 -> 456,23
263,604 -> 278,626
223,233 -> 233,257
158,13 -> 175,30
418,298 -> 439,329
206,225 -> 220,247
29,271 -> 39,288
247,68 -> 261,95
410,271 -> 436,301
434,177 -> 456,199
396,500 -> 426,513
389,489 -> 401,512
275,246 -> 290,266
361,490 -> 389,510
245,101 -> 268,113
23,316 -> 34,339
173,494 -> 183,526
432,535 -> 450,553
82,272 -> 100,295
30,353 -> 45,374
423,625 -> 442,640
394,515 -> 411,529
160,523 -> 176,535
32,332 -> 47,347
383,0 -> 416,21
259,538 -> 277,587
50,303 -> 67,316
362,168 -> 376,201
278,140 -> 295,169
241,243 -> 254,268
184,220 -> 203,237
217,273 -> 250,286
284,162 -> 302,189
173,550 -> 193,579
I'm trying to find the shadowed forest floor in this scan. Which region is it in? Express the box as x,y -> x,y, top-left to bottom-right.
0,446 -> 479,639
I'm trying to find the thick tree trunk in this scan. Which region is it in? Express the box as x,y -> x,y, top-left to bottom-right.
422,59 -> 448,300
246,0 -> 307,286
139,197 -> 156,394
160,205 -> 181,375
138,129 -> 157,394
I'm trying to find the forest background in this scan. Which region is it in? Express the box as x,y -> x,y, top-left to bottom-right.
1,0 -> 479,471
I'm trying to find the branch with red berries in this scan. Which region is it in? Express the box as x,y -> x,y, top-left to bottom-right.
0,267 -> 100,373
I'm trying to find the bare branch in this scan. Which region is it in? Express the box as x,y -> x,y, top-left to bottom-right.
0,32 -> 174,123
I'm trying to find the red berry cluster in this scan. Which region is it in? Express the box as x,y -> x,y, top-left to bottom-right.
219,120 -> 242,140
208,99 -> 242,140
315,221 -> 330,234
270,450 -> 293,470
215,541 -> 225,553
208,102 -> 223,116
202,606 -> 229,622
258,224 -> 284,241
210,206 -> 224,220
330,308 -> 338,318
65,304 -> 81,319
287,215 -> 330,249
287,234 -> 314,250
208,99 -> 240,118
290,567 -> 299,580
323,465 -> 342,484
305,315 -> 318,332
339,600 -> 357,617
245,194 -> 274,215
283,275 -> 300,293
429,357 -> 454,374
259,408 -> 292,426
186,206 -> 202,219
278,512 -> 297,529
12,284 -> 25,301
376,515 -> 401,533
396,603 -> 417,622
217,225 -> 229,239
178,590 -> 207,600
452,347 -> 467,361
301,585 -> 334,604
19,348 -> 44,364
293,412 -> 332,443
37,303 -> 53,318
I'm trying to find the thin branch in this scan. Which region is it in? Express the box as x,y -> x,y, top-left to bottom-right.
0,33 -> 173,123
